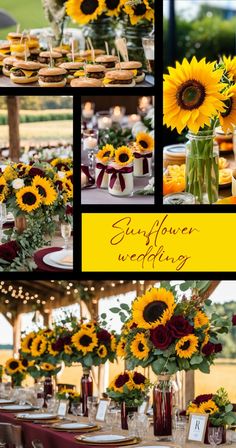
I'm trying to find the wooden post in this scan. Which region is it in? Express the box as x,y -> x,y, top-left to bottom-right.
12,313 -> 22,355
7,96 -> 20,162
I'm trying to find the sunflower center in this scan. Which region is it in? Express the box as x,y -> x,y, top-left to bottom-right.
181,340 -> 190,350
133,4 -> 147,15
10,361 -> 19,370
104,151 -> 111,157
37,185 -> 46,197
139,140 -> 148,149
80,335 -> 93,346
106,0 -> 120,9
177,80 -> 205,110
81,0 -> 99,15
0,186 -> 4,194
143,300 -> 168,323
22,192 -> 37,205
119,153 -> 129,163
21,359 -> 28,367
221,97 -> 233,117
27,338 -> 33,348
138,342 -> 145,352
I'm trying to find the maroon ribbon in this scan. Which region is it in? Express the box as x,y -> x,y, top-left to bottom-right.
133,152 -> 152,174
81,165 -> 95,186
96,162 -> 107,188
107,166 -> 133,192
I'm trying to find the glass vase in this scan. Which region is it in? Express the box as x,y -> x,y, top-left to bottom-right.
204,423 -> 226,445
107,163 -> 134,197
81,368 -> 93,417
15,215 -> 27,234
83,15 -> 116,50
117,17 -> 153,67
153,374 -> 173,440
43,376 -> 54,408
185,130 -> 219,204
121,402 -> 138,430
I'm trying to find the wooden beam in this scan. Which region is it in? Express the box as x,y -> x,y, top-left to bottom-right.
12,313 -> 22,355
7,96 -> 20,162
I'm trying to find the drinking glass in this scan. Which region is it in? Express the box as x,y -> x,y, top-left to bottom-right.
87,396 -> 98,424
172,417 -> 187,445
127,413 -> 137,437
208,427 -> 223,447
105,409 -> 120,432
71,402 -> 83,420
82,129 -> 98,174
0,203 -> 7,243
60,222 -> 71,249
46,396 -> 57,413
142,34 -> 154,74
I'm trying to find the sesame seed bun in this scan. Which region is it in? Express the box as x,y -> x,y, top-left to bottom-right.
105,70 -> 134,80
10,73 -> 39,84
70,78 -> 103,87
84,64 -> 106,73
115,61 -> 142,70
13,60 -> 42,70
59,62 -> 84,70
2,57 -> 19,76
53,47 -> 69,55
38,67 -> 67,76
39,51 -> 62,59
95,55 -> 118,63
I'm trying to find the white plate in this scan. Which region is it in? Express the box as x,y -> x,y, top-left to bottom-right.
43,252 -> 73,270
0,399 -> 15,405
0,405 -> 33,411
80,435 -> 133,443
17,413 -> 57,420
48,249 -> 73,266
55,422 -> 95,430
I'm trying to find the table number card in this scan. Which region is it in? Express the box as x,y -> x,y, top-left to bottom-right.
95,399 -> 109,422
187,413 -> 209,443
57,400 -> 69,417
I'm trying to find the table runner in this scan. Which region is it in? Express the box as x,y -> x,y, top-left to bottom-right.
34,247 -> 73,272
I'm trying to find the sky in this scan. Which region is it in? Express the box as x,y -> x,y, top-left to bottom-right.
1,281 -> 236,345
164,0 -> 236,20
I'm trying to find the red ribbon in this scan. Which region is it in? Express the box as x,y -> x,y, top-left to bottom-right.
81,165 -> 95,186
107,166 -> 133,192
133,152 -> 152,174
96,162 -> 107,188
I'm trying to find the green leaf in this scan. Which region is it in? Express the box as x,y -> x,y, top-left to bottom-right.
225,404 -> 233,412
110,307 -> 121,314
179,281 -> 193,292
151,358 -> 166,375
101,313 -> 107,319
166,361 -> 178,374
190,355 -> 203,365
119,312 -> 127,323
198,359 -> 210,374
120,303 -> 130,312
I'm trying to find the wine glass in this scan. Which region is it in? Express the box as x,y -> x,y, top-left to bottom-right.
0,204 -> 7,243
208,427 -> 223,447
60,222 -> 71,250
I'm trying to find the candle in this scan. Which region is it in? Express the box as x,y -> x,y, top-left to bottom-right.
98,116 -> 112,129
111,106 -> 123,123
81,171 -> 87,188
84,136 -> 97,150
82,102 -> 94,119
127,114 -> 141,126
138,96 -> 152,115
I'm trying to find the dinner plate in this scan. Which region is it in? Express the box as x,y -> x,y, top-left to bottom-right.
53,422 -> 97,430
0,399 -> 15,405
48,250 -> 73,266
43,252 -> 73,270
17,412 -> 57,420
79,434 -> 134,443
0,404 -> 33,412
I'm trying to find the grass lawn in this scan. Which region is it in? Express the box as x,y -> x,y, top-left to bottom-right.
0,0 -> 49,40
0,120 -> 73,145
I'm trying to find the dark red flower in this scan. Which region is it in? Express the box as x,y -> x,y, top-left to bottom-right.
52,339 -> 64,352
66,205 -> 73,215
168,315 -> 193,338
115,373 -> 130,388
133,372 -> 146,385
214,343 -> 222,353
67,174 -> 73,183
193,394 -> 213,405
55,163 -> 70,171
232,315 -> 236,326
0,240 -> 19,262
202,342 -> 215,356
55,180 -> 64,191
97,329 -> 111,343
150,325 -> 172,350
28,167 -> 45,178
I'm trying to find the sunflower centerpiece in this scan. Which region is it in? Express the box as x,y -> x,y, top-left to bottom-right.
95,144 -> 115,189
163,56 -> 236,204
131,132 -> 154,177
107,146 -> 134,196
5,358 -> 26,387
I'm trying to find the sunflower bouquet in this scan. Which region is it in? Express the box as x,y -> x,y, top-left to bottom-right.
163,56 -> 236,204
187,388 -> 236,427
56,388 -> 80,403
107,370 -> 150,407
114,285 -> 234,375
5,358 -> 26,387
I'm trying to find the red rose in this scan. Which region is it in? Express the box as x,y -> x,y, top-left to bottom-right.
168,316 -> 193,338
202,342 -> 215,356
193,394 -> 213,405
55,163 -> 70,171
66,205 -> 73,215
150,325 -> 172,350
115,373 -> 130,388
133,372 -> 146,386
97,329 -> 111,343
0,240 -> 19,262
214,343 -> 222,353
232,316 -> 236,326
28,167 -> 45,177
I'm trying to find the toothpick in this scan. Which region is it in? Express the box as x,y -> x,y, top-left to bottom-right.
116,48 -> 121,71
49,37 -> 53,67
123,38 -> 129,62
24,42 -> 27,62
71,38 -> 75,63
105,41 -> 109,56
16,23 -> 20,34
88,37 -> 95,64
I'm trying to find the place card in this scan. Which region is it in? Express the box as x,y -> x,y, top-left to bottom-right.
187,413 -> 209,443
57,400 -> 69,417
95,399 -> 109,422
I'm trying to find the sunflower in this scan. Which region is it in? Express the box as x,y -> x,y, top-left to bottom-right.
72,329 -> 98,355
130,333 -> 150,360
48,343 -> 59,357
110,335 -> 117,352
0,176 -> 8,202
64,344 -> 73,355
105,0 -> 125,16
96,144 -> 115,163
50,158 -> 72,169
40,363 -> 55,371
16,186 -> 41,213
20,358 -> 35,370
21,332 -> 36,354
132,287 -> 175,330
186,402 -> 199,415
114,146 -> 133,167
5,358 -> 22,374
81,321 -> 96,332
116,337 -> 126,357
123,319 -> 138,334
123,0 -> 154,25
199,399 -> 219,415
32,175 -> 57,206
136,132 -> 154,152
31,335 -> 47,357
202,332 -> 210,348
164,57 -> 226,134
109,372 -> 132,392
175,334 -> 199,359
223,55 -> 236,81
66,0 -> 105,25
63,179 -> 73,200
194,311 -> 209,329
3,166 -> 17,182
219,85 -> 236,133
97,344 -> 108,358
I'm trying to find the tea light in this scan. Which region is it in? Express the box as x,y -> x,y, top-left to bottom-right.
84,136 -> 97,150
138,96 -> 152,116
127,114 -> 141,126
98,116 -> 112,129
82,102 -> 94,119
110,106 -> 125,123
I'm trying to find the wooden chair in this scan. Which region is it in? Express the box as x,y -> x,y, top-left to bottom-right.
57,383 -> 76,392
0,423 -> 23,448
